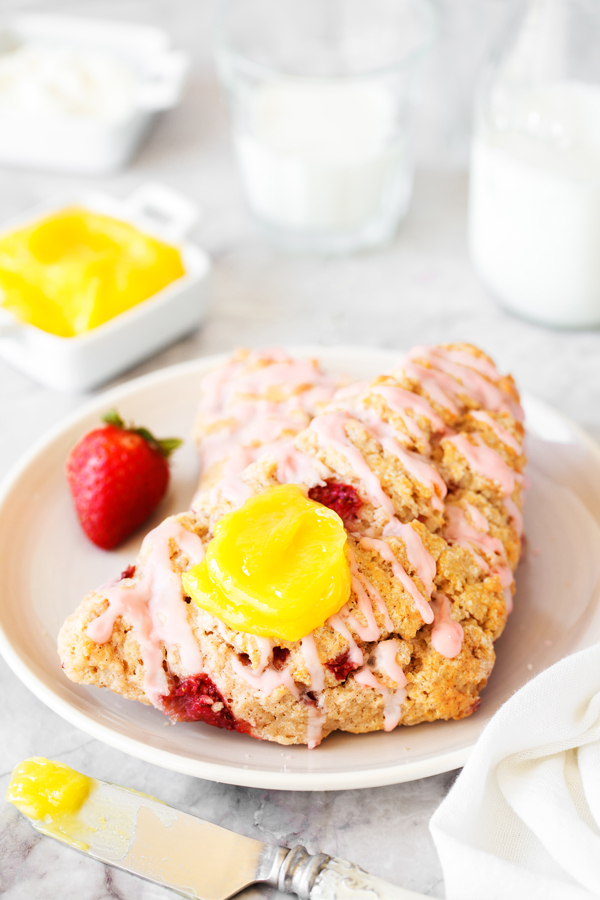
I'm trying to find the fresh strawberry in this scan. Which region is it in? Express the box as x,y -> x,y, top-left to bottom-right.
66,410 -> 182,550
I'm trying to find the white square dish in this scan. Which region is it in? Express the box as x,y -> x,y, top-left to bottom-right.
0,14 -> 188,173
0,183 -> 211,392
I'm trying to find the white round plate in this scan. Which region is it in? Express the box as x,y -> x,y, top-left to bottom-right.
1,347 -> 600,791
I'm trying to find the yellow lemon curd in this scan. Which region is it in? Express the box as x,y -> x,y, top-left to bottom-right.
182,484 -> 351,642
7,758 -> 91,822
0,207 -> 185,337
7,758 -> 165,852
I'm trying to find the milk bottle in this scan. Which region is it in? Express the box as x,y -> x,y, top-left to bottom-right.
469,0 -> 600,328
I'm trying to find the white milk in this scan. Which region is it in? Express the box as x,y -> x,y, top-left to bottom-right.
234,81 -> 410,241
469,82 -> 600,328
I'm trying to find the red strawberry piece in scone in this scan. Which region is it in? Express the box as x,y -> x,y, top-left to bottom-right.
66,410 -> 182,550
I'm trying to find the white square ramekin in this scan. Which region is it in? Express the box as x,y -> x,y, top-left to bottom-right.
0,184 -> 211,392
0,15 -> 188,173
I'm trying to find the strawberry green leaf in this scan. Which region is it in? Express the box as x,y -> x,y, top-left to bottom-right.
101,410 -> 182,459
156,437 -> 183,459
134,427 -> 156,444
102,409 -> 125,429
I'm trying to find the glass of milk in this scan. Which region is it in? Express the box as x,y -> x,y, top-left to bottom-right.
469,0 -> 600,328
217,0 -> 437,254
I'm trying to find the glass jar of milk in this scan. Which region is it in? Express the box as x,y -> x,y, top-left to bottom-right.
469,0 -> 600,328
217,0 -> 436,254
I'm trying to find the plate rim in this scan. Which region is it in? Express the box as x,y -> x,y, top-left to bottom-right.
2,347 -> 600,791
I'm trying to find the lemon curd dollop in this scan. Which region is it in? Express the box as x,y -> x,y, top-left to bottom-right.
7,757 -> 91,821
182,484 -> 352,642
0,207 -> 185,337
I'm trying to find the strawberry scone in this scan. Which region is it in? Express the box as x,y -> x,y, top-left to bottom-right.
58,343 -> 525,747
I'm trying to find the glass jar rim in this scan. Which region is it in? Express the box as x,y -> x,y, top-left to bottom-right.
215,0 -> 439,82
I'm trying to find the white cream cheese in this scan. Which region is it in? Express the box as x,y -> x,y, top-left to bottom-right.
0,41 -> 138,120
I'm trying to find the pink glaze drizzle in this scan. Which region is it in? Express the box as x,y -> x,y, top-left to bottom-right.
310,413 -> 396,517
447,433 -> 517,497
346,549 -> 382,641
301,634 -> 325,692
406,345 -> 523,421
435,347 -> 501,379
226,358 -> 336,407
398,361 -> 461,414
373,384 -> 448,436
350,549 -> 394,632
470,411 -> 522,454
446,430 -> 524,546
375,638 -> 408,689
269,443 -> 331,488
387,444 -> 446,512
359,537 -> 434,624
327,613 -> 365,668
363,389 -> 430,452
399,413 -> 427,448
354,642 -> 407,732
197,350 -> 340,479
306,700 -> 327,749
463,502 -> 488,532
200,402 -> 303,471
446,504 -> 504,558
361,570 -> 394,632
493,563 -> 514,614
199,350 -> 336,420
443,505 -> 514,613
204,441 -> 331,513
356,412 -> 446,511
211,461 -> 254,508
254,636 -> 274,673
333,380 -> 370,401
382,518 -> 436,595
231,654 -> 300,698
504,496 -> 524,538
430,592 -> 464,658
86,518 -> 205,706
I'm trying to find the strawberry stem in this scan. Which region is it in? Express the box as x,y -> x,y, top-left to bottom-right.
101,409 -> 182,459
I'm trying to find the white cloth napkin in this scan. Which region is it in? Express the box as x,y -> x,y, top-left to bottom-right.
430,642 -> 600,900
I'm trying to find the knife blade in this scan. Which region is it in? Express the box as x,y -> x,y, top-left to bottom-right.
7,762 -> 429,900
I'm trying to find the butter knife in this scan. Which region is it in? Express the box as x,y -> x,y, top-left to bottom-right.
10,773 -> 428,900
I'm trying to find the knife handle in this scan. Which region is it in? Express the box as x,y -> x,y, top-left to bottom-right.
272,845 -> 429,900
311,856 -> 430,900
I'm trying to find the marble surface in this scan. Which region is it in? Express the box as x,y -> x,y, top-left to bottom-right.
2,1 -> 600,898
